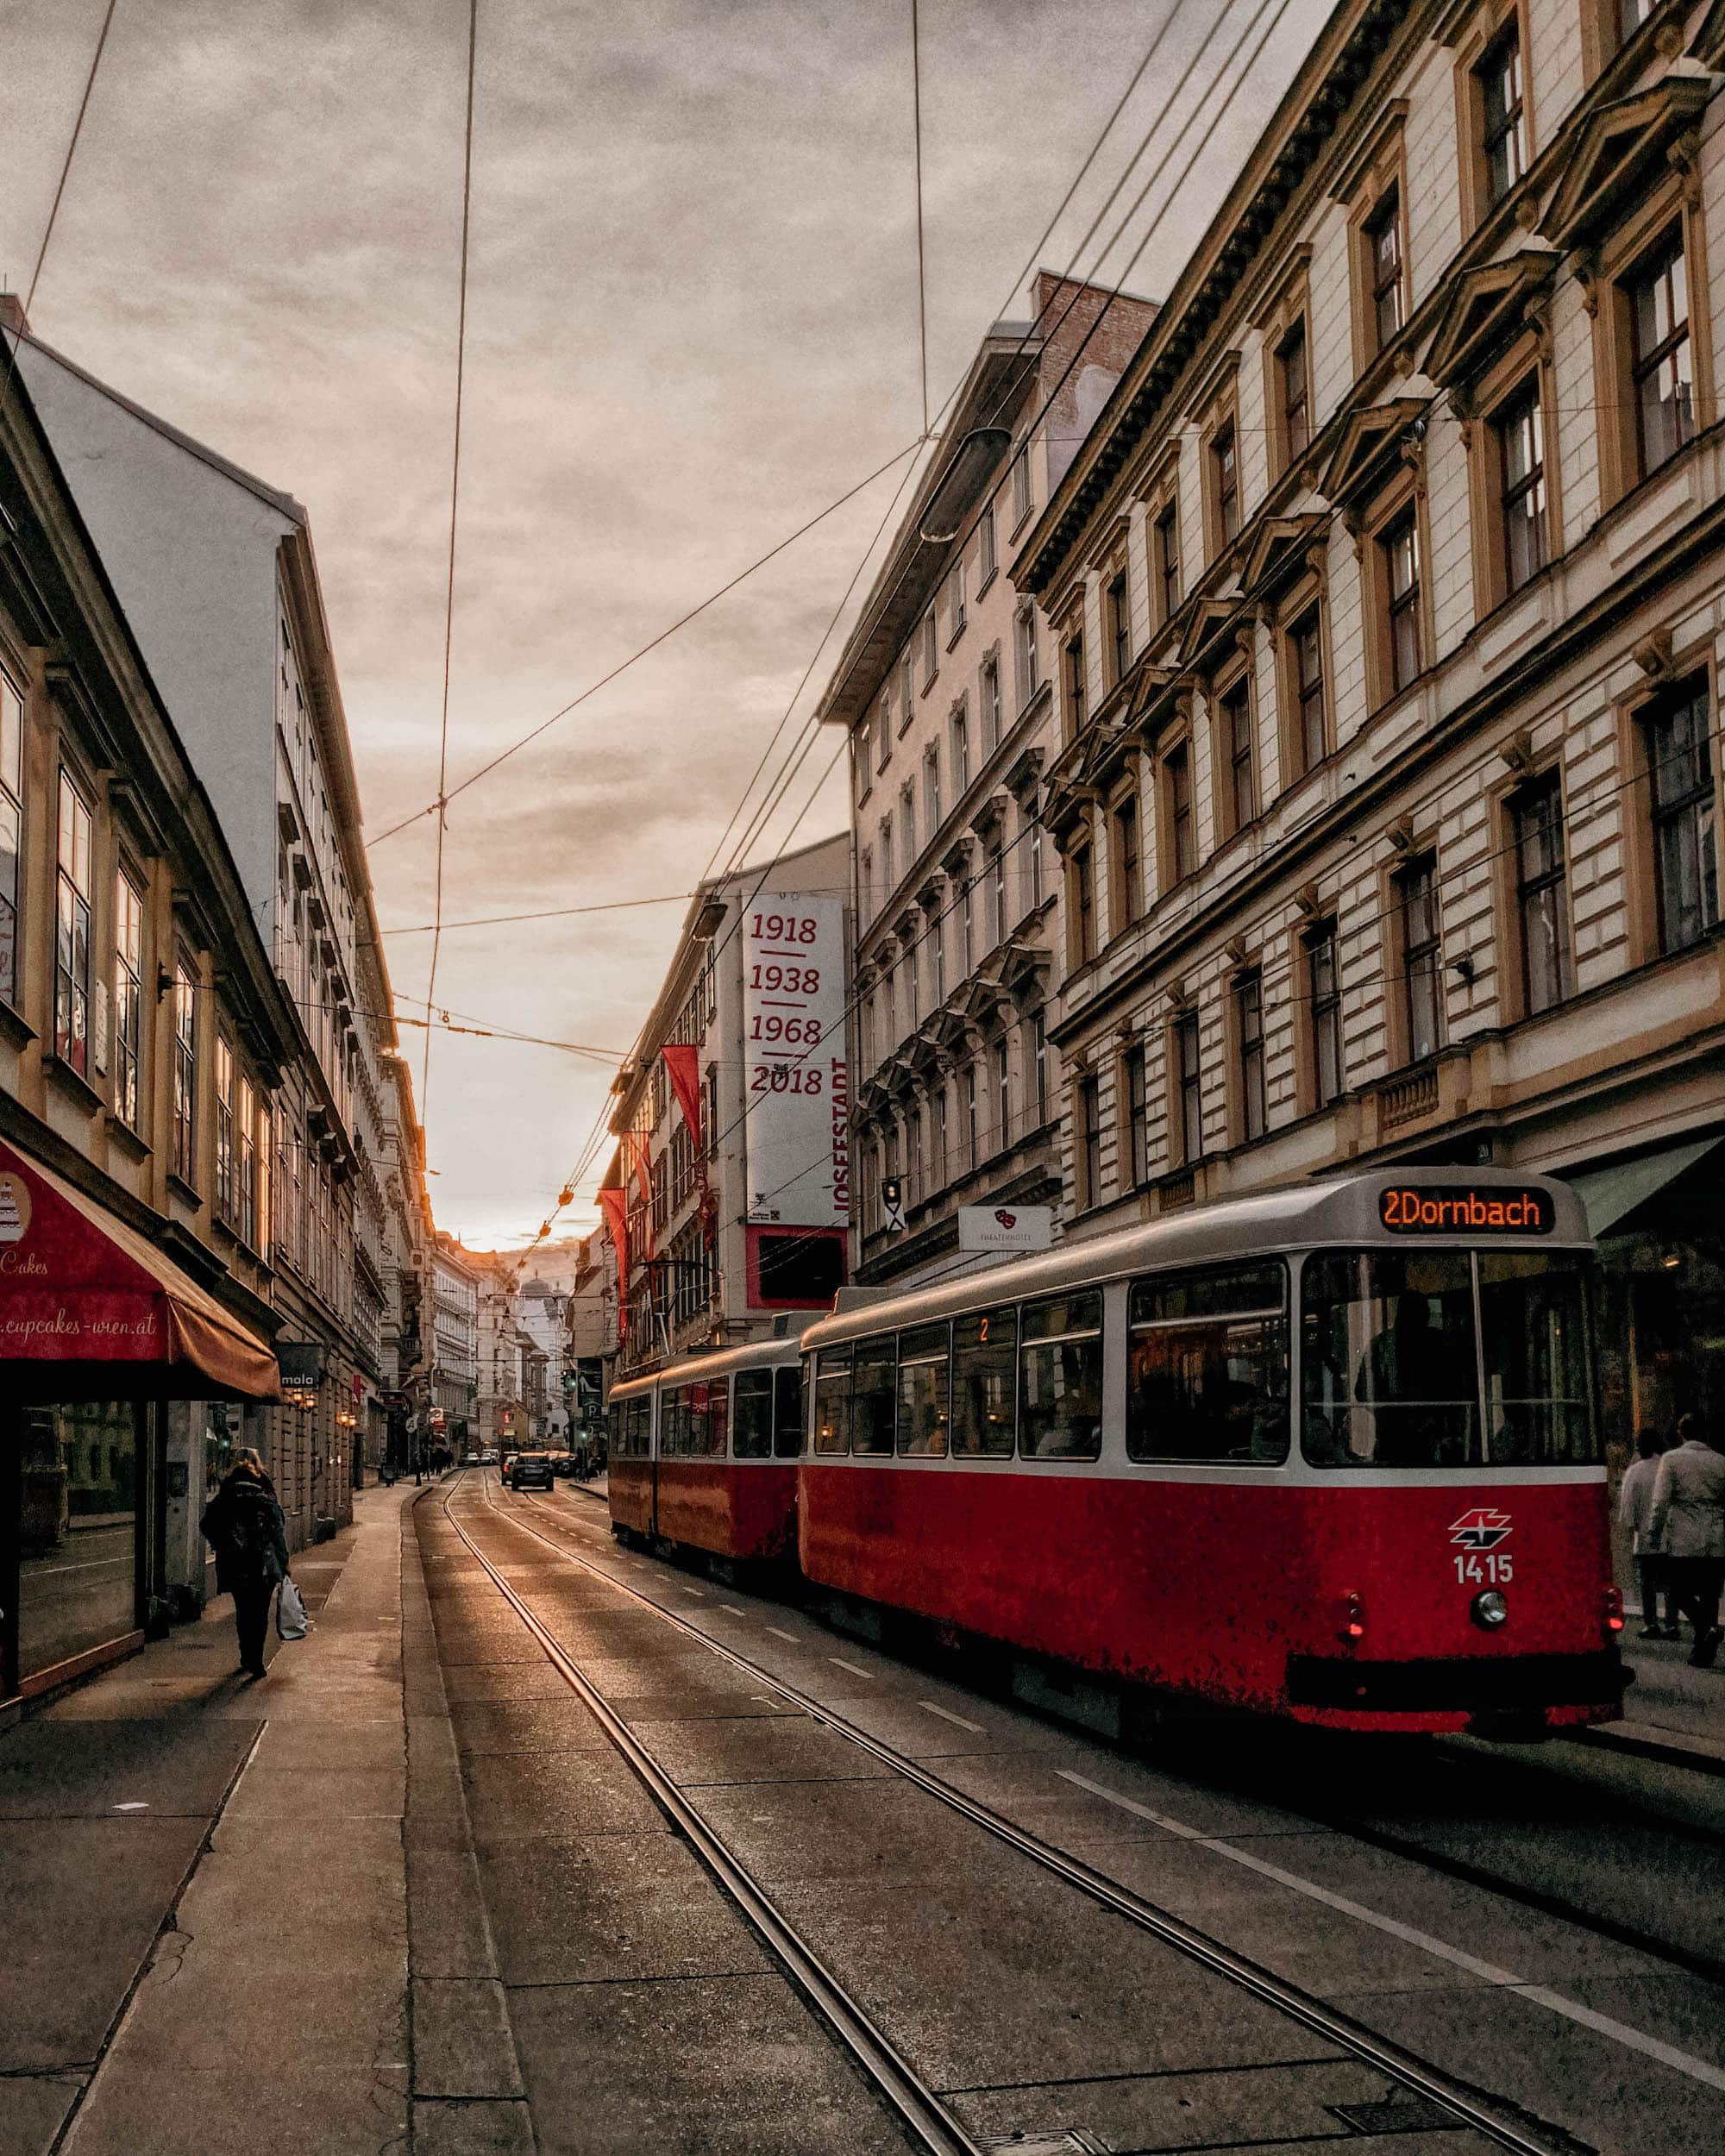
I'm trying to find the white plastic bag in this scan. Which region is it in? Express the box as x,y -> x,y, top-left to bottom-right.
276,1576 -> 309,1642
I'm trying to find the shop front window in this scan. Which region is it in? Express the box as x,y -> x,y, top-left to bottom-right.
16,1402 -> 142,1686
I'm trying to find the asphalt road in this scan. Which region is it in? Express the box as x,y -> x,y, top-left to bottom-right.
423,1475 -> 1725,2156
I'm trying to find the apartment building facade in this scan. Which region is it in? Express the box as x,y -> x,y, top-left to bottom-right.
0,319 -> 288,1702
1019,0 -> 1725,1445
432,1237 -> 480,1447
601,830 -> 850,1376
828,278 -> 1156,1287
12,317 -> 420,1544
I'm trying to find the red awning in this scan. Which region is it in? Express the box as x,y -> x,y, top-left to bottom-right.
0,1138 -> 281,1402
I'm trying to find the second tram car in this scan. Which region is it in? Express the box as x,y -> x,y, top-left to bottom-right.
606,1337 -> 804,1565
796,1169 -> 1625,1735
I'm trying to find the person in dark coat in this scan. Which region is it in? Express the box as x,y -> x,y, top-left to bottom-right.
200,1449 -> 291,1679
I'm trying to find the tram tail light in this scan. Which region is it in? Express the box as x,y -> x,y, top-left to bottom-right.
1340,1591 -> 1367,1644
1603,1585 -> 1624,1636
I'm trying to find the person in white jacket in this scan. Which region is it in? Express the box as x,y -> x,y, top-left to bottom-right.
1618,1429 -> 1677,1639
1648,1414 -> 1725,1668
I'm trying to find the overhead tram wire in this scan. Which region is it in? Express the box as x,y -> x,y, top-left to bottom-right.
1,0 -> 120,395
421,0 -> 481,1131
524,0 -> 1255,1255
367,438 -> 923,853
910,0 -> 930,442
372,0 -> 1198,867
380,890 -> 699,936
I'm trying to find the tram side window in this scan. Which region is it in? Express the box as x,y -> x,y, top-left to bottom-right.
1127,1263 -> 1289,1464
688,1380 -> 726,1458
774,1364 -> 804,1458
1478,1252 -> 1596,1464
734,1369 -> 774,1459
1019,1293 -> 1104,1460
1302,1251 -> 1479,1468
897,1323 -> 950,1457
707,1377 -> 729,1458
951,1308 -> 1016,1457
658,1388 -> 680,1458
854,1335 -> 898,1456
815,1347 -> 853,1453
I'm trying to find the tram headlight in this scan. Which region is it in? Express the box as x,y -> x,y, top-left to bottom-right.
1471,1589 -> 1509,1630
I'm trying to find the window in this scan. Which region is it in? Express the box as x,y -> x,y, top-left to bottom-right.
979,502 -> 997,586
1063,627 -> 1087,736
880,818 -> 894,898
1617,0 -> 1655,41
1072,842 -> 1095,964
814,1346 -> 853,1452
1496,385 -> 1547,593
951,706 -> 969,793
1477,26 -> 1527,208
1276,319 -> 1310,467
853,1335 -> 897,1455
1645,682 -> 1719,954
898,1323 -> 950,1457
1165,741 -> 1195,883
1127,1263 -> 1289,1463
924,748 -> 941,832
1397,855 -> 1443,1063
0,667 -> 21,1007
899,784 -> 914,867
734,1368 -> 773,1458
1107,569 -> 1131,683
921,609 -> 938,686
1154,501 -> 1181,623
981,654 -> 1001,751
1076,1074 -> 1100,1206
1307,923 -> 1345,1107
1381,513 -> 1422,693
948,558 -> 966,638
933,1085 -> 948,1186
963,1061 -> 978,1169
931,905 -> 946,1004
237,1073 -> 257,1246
1219,680 -> 1255,835
172,962 -> 197,1183
53,773 -> 92,1076
1125,1044 -> 1149,1188
1234,969 -> 1265,1142
1113,793 -> 1141,931
114,873 -> 144,1128
992,1032 -> 1010,1151
1010,438 -> 1032,526
1031,1009 -> 1048,1125
1628,230 -> 1693,479
950,1308 -> 1015,1456
959,877 -> 975,975
1015,605 -> 1039,710
1365,186 -> 1405,353
875,698 -> 891,770
1026,804 -> 1044,910
1019,1293 -> 1103,1459
258,1102 -> 273,1257
907,1106 -> 924,1200
1512,772 -> 1571,1013
1291,609 -> 1327,774
899,651 -> 913,724
1210,423 -> 1239,548
860,848 -> 874,926
1302,1249 -> 1596,1470
988,826 -> 1007,943
775,1363 -> 804,1458
215,1037 -> 235,1222
1174,1006 -> 1202,1163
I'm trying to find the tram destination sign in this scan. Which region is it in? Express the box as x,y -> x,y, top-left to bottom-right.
1379,1184 -> 1554,1235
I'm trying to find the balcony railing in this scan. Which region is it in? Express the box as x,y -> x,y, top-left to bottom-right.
1378,1063 -> 1439,1130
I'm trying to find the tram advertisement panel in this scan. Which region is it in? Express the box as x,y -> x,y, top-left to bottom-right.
743,892 -> 847,1228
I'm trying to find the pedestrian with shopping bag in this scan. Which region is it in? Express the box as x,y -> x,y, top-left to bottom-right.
199,1448 -> 292,1679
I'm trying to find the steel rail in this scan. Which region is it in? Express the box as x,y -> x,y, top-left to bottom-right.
436,1476 -> 988,2156
486,1481 -> 1580,2156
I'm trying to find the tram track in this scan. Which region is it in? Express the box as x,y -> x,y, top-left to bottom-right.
446,1471 -> 1603,2156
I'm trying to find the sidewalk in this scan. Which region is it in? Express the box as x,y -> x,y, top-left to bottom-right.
0,1478 -> 499,2156
1585,1634 -> 1725,1777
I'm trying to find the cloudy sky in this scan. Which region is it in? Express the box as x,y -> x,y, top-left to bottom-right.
3,0 -> 1328,1246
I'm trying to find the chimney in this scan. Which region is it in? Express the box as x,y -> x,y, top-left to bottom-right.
0,294 -> 29,339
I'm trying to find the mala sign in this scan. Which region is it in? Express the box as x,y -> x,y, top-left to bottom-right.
743,894 -> 847,1228
959,1205 -> 1053,1253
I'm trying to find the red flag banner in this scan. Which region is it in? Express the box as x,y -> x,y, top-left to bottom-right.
596,1186 -> 630,1337
624,1132 -> 656,1258
661,1044 -> 703,1149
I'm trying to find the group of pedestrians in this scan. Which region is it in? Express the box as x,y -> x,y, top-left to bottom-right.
1619,1416 -> 1725,1669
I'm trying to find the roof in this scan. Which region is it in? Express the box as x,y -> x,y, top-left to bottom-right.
608,1331 -> 805,1398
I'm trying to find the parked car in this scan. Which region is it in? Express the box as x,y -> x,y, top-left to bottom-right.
480,1448 -> 499,1466
549,1452 -> 577,1478
460,1448 -> 482,1469
508,1451 -> 555,1492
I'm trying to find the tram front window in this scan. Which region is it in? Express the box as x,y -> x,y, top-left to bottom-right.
1302,1251 -> 1479,1466
1301,1249 -> 1598,1468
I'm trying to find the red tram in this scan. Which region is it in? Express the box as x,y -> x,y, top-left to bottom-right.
796,1169 -> 1625,1735
606,1338 -> 803,1565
